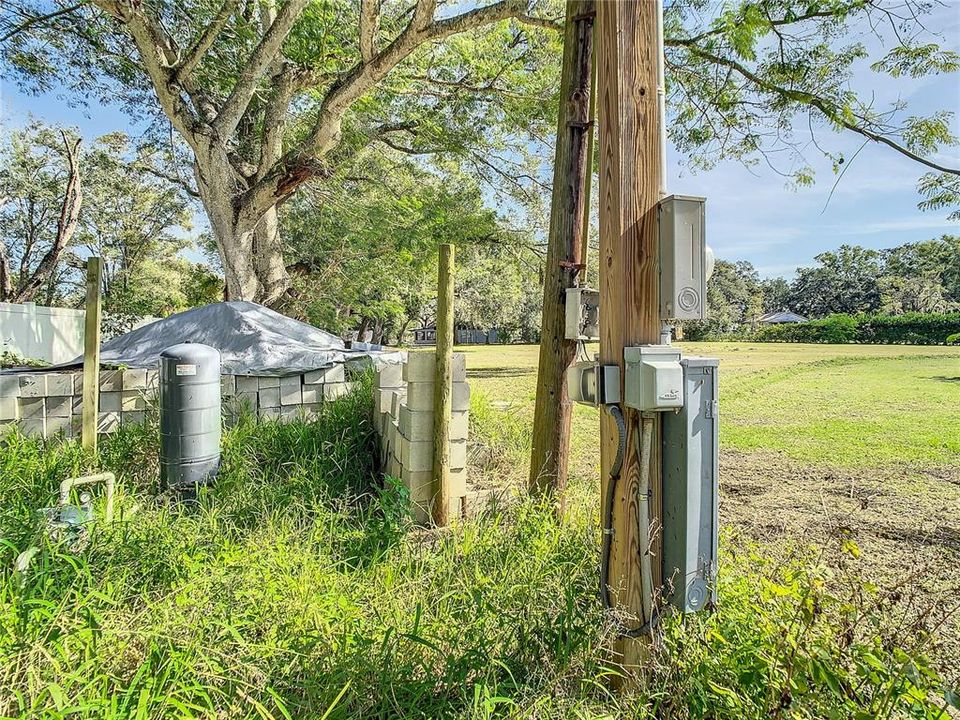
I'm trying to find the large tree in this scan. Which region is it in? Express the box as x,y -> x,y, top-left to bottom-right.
2,0 -> 562,305
0,122 -> 82,303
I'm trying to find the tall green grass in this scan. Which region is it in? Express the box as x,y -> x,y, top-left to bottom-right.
1,380 -> 955,719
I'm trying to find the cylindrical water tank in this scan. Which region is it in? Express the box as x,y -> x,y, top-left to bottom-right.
159,343 -> 221,492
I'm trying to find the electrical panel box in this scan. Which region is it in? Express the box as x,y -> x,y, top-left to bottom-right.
659,195 -> 707,321
564,287 -> 600,341
662,356 -> 719,613
567,361 -> 620,406
623,345 -> 683,411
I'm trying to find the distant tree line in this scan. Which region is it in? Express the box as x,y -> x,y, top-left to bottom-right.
686,236 -> 960,340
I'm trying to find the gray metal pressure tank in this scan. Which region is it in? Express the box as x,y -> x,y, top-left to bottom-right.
159,343 -> 221,492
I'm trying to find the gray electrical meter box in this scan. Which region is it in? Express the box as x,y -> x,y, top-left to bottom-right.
623,345 -> 683,411
662,356 -> 719,613
659,195 -> 707,320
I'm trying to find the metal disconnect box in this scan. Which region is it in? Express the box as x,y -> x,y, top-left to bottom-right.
659,195 -> 707,320
623,345 -> 683,411
564,287 -> 600,341
662,356 -> 719,613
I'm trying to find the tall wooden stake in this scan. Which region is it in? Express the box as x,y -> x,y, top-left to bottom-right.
432,243 -> 455,526
597,0 -> 664,673
81,256 -> 102,452
529,0 -> 595,504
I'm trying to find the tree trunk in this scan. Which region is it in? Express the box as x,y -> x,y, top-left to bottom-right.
528,0 -> 595,505
252,205 -> 291,305
194,149 -> 290,306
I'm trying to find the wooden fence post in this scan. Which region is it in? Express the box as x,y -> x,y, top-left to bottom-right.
81,256 -> 102,452
432,244 -> 455,526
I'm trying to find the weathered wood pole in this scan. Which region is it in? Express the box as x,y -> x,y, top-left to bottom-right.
81,256 -> 102,452
432,243 -> 455,526
597,0 -> 664,672
529,0 -> 595,503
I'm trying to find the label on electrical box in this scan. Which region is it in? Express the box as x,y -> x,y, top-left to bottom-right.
176,364 -> 197,376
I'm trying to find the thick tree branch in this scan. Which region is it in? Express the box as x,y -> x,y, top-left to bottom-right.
680,44 -> 960,176
91,0 -> 202,151
176,0 -> 238,85
11,132 -> 82,303
359,0 -> 380,63
239,0 -> 528,221
213,0 -> 310,138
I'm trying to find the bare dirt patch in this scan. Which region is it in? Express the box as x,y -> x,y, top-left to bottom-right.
720,449 -> 960,677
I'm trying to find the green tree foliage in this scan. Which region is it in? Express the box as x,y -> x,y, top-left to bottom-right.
789,245 -> 882,317
281,156 -> 539,343
0,121 -> 81,304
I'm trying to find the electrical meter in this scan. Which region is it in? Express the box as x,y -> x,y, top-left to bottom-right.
659,195 -> 707,321
623,345 -> 683,411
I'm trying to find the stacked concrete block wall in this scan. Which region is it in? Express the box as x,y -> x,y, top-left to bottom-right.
0,368 -> 158,438
374,352 -> 469,524
0,363 -> 358,439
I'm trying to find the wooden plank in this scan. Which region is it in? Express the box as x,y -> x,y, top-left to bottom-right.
81,256 -> 102,451
596,0 -> 663,675
431,243 -> 455,526
529,0 -> 595,506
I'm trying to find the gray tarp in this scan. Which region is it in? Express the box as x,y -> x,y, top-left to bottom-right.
30,301 -> 402,376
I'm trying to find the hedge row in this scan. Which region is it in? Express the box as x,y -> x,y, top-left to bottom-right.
753,312 -> 960,345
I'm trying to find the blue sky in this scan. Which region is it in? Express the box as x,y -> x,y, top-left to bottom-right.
1,3 -> 958,280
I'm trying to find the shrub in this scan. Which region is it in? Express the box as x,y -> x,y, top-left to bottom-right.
754,312 -> 960,345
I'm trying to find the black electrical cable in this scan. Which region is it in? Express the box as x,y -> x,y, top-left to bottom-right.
600,405 -> 661,638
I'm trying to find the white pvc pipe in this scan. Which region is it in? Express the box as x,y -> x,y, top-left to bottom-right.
637,414 -> 655,624
656,0 -> 667,197
59,472 -> 115,523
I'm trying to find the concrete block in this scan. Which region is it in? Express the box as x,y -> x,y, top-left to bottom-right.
258,376 -> 280,389
120,391 -> 147,411
19,375 -> 46,397
0,420 -> 16,436
398,435 -> 466,472
70,415 -> 82,436
236,376 -> 259,393
120,411 -> 145,426
390,389 -> 406,416
220,375 -> 236,397
0,375 -> 20,398
259,406 -> 281,420
99,370 -> 122,392
19,397 -> 44,419
45,396 -> 72,418
405,467 -> 467,499
408,495 -> 465,526
259,388 -> 280,408
403,352 -> 466,383
406,381 -> 470,412
234,391 -> 258,412
280,375 -> 302,405
145,369 -> 159,390
280,405 -> 301,421
72,396 -> 83,415
72,372 -> 84,395
323,383 -> 349,401
302,385 -> 322,404
20,415 -> 46,437
98,412 -> 120,433
300,403 -> 323,419
122,368 -> 148,390
46,414 -> 71,436
375,363 -> 404,388
100,391 -> 121,412
304,364 -> 345,384
46,373 -> 73,396
0,395 -> 19,421
399,407 -> 469,441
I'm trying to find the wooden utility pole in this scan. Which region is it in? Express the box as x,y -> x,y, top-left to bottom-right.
529,0 -> 595,503
597,0 -> 664,672
432,243 -> 455,527
81,256 -> 102,452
